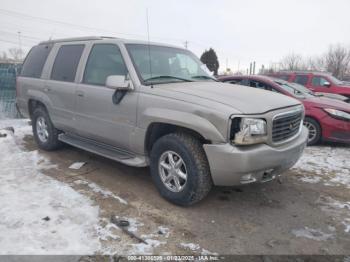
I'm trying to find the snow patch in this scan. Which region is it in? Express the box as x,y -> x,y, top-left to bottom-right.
74,179 -> 127,205
292,227 -> 334,241
300,176 -> 322,184
180,242 -> 217,255
293,146 -> 350,188
318,196 -> 350,234
130,239 -> 165,255
0,120 -> 100,254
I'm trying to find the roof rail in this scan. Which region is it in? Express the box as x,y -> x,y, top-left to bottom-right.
278,70 -> 331,75
39,36 -> 117,45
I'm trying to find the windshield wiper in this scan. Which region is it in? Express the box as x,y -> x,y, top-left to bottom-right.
191,75 -> 217,81
144,75 -> 193,83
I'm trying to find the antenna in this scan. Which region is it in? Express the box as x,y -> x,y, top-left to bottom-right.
146,8 -> 153,86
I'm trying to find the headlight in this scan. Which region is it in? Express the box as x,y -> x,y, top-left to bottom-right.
231,118 -> 267,145
324,108 -> 350,121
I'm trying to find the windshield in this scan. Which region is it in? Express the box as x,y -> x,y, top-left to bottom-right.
126,44 -> 215,85
275,81 -> 313,99
327,75 -> 344,85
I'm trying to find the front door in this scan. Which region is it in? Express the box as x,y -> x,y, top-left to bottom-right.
75,43 -> 138,150
311,75 -> 332,93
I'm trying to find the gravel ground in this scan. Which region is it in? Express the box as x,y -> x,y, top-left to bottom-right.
0,119 -> 349,256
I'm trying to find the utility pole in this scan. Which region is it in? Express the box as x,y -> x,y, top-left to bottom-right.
253,61 -> 256,75
183,41 -> 189,49
249,62 -> 252,75
17,31 -> 22,60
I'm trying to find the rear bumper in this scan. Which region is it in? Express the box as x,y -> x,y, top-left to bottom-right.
204,127 -> 308,186
321,115 -> 350,144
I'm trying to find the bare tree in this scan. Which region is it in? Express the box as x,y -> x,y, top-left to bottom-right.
0,51 -> 9,62
8,47 -> 24,61
305,56 -> 325,71
324,44 -> 350,79
279,53 -> 305,71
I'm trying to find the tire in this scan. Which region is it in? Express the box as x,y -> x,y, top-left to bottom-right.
32,106 -> 63,151
303,117 -> 321,146
150,132 -> 213,206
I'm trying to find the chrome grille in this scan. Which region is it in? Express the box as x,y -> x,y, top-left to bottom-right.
272,110 -> 303,143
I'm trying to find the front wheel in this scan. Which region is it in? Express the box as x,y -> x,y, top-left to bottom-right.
303,117 -> 321,146
150,132 -> 212,206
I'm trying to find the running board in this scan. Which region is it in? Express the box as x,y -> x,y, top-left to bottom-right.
58,133 -> 148,167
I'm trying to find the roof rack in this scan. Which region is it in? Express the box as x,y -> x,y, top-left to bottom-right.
39,36 -> 117,45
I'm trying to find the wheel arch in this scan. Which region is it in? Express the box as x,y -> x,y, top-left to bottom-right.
144,122 -> 212,154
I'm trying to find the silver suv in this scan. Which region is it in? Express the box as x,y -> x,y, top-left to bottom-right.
17,36 -> 308,205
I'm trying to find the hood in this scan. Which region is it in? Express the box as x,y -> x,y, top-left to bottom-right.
304,96 -> 350,112
152,82 -> 301,114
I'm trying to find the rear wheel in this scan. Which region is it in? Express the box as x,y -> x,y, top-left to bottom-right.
32,106 -> 62,151
150,132 -> 212,206
303,117 -> 321,146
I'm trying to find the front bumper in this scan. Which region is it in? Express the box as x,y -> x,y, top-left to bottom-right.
203,126 -> 308,186
321,115 -> 350,144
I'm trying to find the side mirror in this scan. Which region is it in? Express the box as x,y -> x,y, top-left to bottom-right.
106,75 -> 132,90
323,81 -> 331,87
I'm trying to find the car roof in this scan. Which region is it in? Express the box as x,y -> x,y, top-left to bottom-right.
220,74 -> 277,82
275,71 -> 332,76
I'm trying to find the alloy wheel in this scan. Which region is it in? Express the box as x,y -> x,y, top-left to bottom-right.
36,116 -> 49,143
158,150 -> 188,193
304,121 -> 317,143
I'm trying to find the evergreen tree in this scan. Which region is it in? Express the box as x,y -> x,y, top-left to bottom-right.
200,48 -> 219,75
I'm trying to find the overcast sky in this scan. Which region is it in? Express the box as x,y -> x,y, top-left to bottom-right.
0,0 -> 349,72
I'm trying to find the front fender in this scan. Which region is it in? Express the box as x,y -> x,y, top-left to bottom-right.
141,108 -> 226,143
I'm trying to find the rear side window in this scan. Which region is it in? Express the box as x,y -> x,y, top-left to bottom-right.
51,45 -> 84,82
21,45 -> 52,78
83,44 -> 127,86
294,75 -> 308,85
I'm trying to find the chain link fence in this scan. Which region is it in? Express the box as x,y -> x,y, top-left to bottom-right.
0,63 -> 22,119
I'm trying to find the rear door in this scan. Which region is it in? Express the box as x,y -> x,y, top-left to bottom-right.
45,44 -> 85,132
75,43 -> 138,150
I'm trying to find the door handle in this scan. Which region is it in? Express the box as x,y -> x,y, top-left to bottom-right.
43,86 -> 51,92
76,91 -> 84,97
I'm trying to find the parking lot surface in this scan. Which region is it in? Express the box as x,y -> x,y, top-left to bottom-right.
0,119 -> 349,255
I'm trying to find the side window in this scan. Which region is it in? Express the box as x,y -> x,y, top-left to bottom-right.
312,76 -> 329,87
83,44 -> 127,86
225,79 -> 241,84
249,80 -> 271,91
51,45 -> 84,82
294,75 -> 308,86
21,44 -> 52,78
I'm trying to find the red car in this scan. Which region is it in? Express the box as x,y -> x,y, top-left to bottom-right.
266,71 -> 350,101
219,75 -> 350,145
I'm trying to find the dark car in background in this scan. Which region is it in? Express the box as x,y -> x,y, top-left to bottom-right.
266,71 -> 350,102
219,75 -> 350,145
